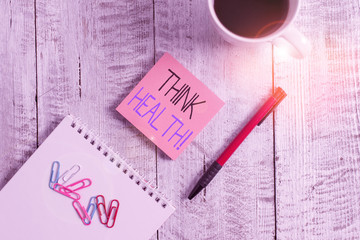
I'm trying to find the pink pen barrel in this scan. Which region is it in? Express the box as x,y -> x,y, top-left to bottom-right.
216,87 -> 286,166
188,87 -> 286,200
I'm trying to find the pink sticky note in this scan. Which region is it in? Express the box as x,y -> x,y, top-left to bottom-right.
116,53 -> 224,159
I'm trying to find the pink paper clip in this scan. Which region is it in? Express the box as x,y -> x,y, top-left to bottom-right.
96,195 -> 108,224
53,183 -> 81,200
73,200 -> 91,225
106,199 -> 120,228
66,178 -> 92,192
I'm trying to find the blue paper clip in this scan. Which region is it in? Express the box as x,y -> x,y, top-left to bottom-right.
85,196 -> 98,225
49,161 -> 60,189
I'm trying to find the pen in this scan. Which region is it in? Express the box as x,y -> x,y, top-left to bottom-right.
188,87 -> 287,200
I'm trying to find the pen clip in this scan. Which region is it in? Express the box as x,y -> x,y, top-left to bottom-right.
257,88 -> 287,126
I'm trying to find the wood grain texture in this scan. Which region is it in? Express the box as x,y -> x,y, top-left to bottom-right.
154,1 -> 275,239
274,0 -> 360,239
35,0 -> 157,179
2,0 -> 360,239
35,1 -> 157,238
0,0 -> 37,190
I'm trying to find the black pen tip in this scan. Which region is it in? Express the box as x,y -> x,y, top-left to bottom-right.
188,184 -> 204,200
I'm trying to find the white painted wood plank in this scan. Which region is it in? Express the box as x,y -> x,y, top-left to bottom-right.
36,0 -> 157,178
35,0 -> 81,142
274,0 -> 360,238
35,1 -> 157,238
0,0 -> 37,190
154,1 -> 275,239
77,0 -> 158,184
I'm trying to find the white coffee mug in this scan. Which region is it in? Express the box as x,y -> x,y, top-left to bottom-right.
208,0 -> 311,58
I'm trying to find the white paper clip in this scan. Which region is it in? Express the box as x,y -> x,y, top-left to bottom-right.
57,164 -> 81,185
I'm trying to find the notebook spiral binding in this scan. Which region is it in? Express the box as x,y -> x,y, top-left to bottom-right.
69,115 -> 171,209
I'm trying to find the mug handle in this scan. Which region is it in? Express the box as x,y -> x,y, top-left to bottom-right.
272,27 -> 311,58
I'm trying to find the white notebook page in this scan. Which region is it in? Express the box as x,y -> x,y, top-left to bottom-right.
0,115 -> 175,240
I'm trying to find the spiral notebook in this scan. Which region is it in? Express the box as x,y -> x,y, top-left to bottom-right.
0,115 -> 175,240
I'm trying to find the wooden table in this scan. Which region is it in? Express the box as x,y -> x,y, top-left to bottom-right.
1,0 -> 359,239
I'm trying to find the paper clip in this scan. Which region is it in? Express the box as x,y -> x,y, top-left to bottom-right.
106,199 -> 120,228
85,196 -> 98,224
53,183 -> 81,200
49,161 -> 60,189
96,195 -> 108,224
66,178 -> 92,192
57,164 -> 81,185
73,200 -> 92,225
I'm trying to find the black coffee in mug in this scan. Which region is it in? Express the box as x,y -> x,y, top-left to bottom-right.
214,0 -> 289,38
